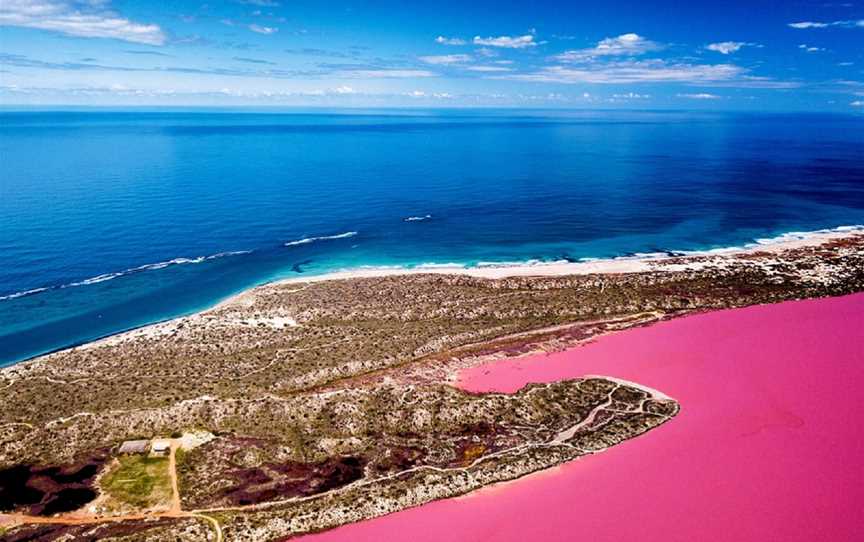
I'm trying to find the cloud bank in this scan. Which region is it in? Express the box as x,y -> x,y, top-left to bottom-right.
473,34 -> 536,49
706,41 -> 757,54
788,20 -> 864,29
0,0 -> 165,45
502,60 -> 745,84
555,33 -> 660,61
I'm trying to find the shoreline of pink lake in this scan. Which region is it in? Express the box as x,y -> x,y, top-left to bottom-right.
302,294 -> 864,542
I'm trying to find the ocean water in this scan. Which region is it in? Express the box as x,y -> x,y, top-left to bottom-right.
1,109 -> 863,364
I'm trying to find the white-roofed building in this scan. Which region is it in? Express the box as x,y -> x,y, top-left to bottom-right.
151,440 -> 171,456
118,440 -> 150,454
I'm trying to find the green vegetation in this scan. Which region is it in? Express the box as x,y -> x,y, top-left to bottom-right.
4,236 -> 863,455
102,456 -> 172,509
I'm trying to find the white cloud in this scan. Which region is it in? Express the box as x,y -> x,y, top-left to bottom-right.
503,60 -> 744,84
0,0 -> 165,45
834,80 -> 864,88
341,69 -> 437,78
555,33 -> 660,61
594,33 -> 659,55
466,65 -> 513,72
612,92 -> 650,99
706,77 -> 800,89
789,20 -> 864,29
851,100 -> 864,107
789,21 -> 830,29
706,41 -> 757,54
532,34 -> 789,89
405,90 -> 453,99
435,36 -> 466,45
473,34 -> 536,49
249,23 -> 278,34
678,93 -> 721,99
418,54 -> 471,65
798,44 -> 825,53
0,85 -> 533,105
238,0 -> 280,6
333,85 -> 355,94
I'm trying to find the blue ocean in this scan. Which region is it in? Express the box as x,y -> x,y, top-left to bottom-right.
1,109 -> 863,364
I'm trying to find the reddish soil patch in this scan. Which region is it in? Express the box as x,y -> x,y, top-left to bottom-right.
224,456 -> 367,506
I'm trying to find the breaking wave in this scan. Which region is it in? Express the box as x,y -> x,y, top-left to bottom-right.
475,259 -> 570,268
0,250 -> 251,302
575,225 -> 864,263
0,287 -> 50,302
284,231 -> 358,246
674,224 -> 864,258
404,214 -> 432,222
414,262 -> 465,269
3,224 -> 861,304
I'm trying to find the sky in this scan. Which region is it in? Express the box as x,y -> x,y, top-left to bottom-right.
0,0 -> 863,110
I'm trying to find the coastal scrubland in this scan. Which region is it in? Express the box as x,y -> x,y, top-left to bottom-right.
1,232 -> 862,541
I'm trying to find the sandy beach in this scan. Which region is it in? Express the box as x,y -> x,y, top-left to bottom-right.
302,293 -> 864,542
271,226 -> 864,285
8,225 -> 859,365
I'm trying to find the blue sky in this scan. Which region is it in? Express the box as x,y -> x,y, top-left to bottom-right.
1,0 -> 862,109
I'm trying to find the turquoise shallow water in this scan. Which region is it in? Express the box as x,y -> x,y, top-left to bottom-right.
1,109 -> 863,364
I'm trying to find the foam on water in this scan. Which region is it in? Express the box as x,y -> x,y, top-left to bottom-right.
0,287 -> 49,302
404,215 -> 432,222
284,232 -> 358,247
2,224 -> 863,305
0,250 -> 252,301
414,263 -> 466,269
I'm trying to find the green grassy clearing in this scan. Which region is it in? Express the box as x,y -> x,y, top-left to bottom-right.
102,455 -> 172,509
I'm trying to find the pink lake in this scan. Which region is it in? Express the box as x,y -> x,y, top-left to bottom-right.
302,294 -> 864,542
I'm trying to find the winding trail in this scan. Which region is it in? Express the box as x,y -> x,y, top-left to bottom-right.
190,513 -> 223,542
0,380 -> 664,539
0,441 -> 223,541
167,440 -> 182,515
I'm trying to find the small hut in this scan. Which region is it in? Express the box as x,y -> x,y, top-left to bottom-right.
151,440 -> 171,456
118,440 -> 150,454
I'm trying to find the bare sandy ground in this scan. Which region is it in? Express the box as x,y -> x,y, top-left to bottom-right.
272,226 -> 863,284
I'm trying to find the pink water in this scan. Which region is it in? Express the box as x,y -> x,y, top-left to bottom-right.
303,294 -> 864,542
